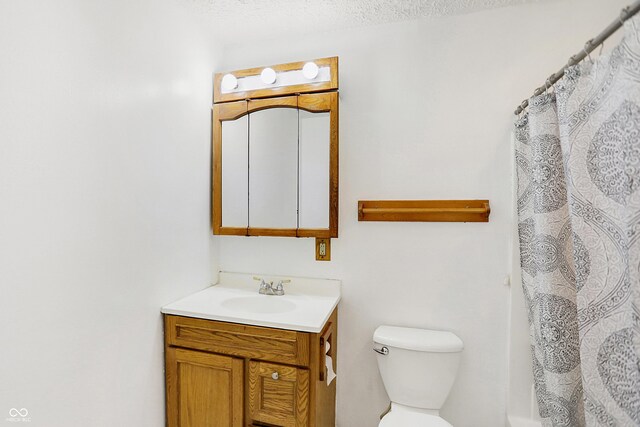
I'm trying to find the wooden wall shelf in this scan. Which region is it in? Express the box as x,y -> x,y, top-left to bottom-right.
357,200 -> 490,223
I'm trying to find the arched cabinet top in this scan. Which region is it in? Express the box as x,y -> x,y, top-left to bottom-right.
214,92 -> 337,122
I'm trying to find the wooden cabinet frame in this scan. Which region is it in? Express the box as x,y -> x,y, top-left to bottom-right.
212,92 -> 339,238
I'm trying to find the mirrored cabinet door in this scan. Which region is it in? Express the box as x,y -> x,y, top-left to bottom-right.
299,110 -> 330,229
221,116 -> 249,228
248,108 -> 298,229
213,89 -> 338,238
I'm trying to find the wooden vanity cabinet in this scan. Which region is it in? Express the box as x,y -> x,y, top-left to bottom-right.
166,347 -> 244,427
164,310 -> 337,427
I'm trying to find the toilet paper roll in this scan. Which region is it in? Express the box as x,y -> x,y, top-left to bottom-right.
325,341 -> 331,354
325,355 -> 336,385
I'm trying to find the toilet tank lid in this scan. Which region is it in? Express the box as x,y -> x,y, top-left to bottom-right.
374,326 -> 463,353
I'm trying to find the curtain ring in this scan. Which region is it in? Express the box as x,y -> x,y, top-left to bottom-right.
599,41 -> 605,56
544,76 -> 554,95
583,39 -> 594,64
620,6 -> 630,25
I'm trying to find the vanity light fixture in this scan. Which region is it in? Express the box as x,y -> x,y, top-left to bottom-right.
260,67 -> 277,84
221,73 -> 238,91
302,62 -> 319,80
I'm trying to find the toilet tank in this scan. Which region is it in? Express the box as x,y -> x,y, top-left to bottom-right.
374,326 -> 463,410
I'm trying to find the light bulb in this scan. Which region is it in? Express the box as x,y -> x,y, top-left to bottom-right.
221,74 -> 238,91
302,62 -> 319,80
260,67 -> 277,85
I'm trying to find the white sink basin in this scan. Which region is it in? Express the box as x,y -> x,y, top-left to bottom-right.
221,296 -> 296,314
161,272 -> 341,333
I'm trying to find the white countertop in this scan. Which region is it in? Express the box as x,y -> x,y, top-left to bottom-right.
161,272 -> 341,333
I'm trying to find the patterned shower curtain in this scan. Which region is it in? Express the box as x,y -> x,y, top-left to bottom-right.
514,16 -> 640,427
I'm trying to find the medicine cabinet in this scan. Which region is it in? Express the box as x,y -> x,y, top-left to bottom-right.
212,57 -> 339,238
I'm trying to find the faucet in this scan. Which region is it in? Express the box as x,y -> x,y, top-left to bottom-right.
254,277 -> 290,296
256,278 -> 275,295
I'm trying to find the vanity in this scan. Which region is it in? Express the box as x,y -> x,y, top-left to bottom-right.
162,58 -> 341,426
162,273 -> 340,427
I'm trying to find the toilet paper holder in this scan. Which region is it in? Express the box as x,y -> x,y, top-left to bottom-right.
319,321 -> 335,382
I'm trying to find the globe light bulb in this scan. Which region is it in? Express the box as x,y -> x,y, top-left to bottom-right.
302,62 -> 319,80
221,73 -> 238,91
260,68 -> 277,84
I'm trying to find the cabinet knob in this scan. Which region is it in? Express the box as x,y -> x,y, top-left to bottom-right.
271,372 -> 279,380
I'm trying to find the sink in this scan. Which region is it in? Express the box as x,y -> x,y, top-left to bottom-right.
161,272 -> 341,332
220,296 -> 297,314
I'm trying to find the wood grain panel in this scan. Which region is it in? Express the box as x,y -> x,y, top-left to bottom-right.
308,309 -> 338,427
248,228 -> 298,238
298,93 -> 332,112
327,92 -> 339,238
216,101 -> 249,121
166,315 -> 310,367
247,96 -> 298,113
216,227 -> 249,236
358,200 -> 491,223
215,227 -> 334,238
166,347 -> 243,427
249,361 -> 310,427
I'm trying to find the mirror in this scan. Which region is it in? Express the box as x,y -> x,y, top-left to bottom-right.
213,92 -> 338,237
249,108 -> 298,229
299,110 -> 330,229
221,116 -> 248,228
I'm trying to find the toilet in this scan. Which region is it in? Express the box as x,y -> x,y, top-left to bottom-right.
374,325 -> 464,427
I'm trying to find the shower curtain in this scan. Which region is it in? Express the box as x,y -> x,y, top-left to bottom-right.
514,16 -> 640,427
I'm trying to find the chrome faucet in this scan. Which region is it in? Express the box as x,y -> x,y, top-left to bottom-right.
257,278 -> 275,295
254,277 -> 290,296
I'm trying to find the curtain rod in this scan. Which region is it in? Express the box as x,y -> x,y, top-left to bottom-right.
514,1 -> 640,116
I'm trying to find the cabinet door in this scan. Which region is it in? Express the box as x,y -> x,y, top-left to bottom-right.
221,115 -> 249,228
248,107 -> 298,229
166,347 -> 243,427
298,109 -> 330,229
248,361 -> 309,427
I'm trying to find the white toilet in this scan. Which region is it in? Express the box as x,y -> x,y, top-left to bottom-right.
374,325 -> 464,427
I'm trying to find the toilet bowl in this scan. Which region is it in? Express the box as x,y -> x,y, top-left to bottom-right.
374,325 -> 463,427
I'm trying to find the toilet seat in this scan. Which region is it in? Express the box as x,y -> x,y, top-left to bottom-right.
379,411 -> 453,427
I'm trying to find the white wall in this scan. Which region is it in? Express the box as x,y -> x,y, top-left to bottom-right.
0,0 -> 630,426
0,1 -> 217,426
215,1 -> 629,426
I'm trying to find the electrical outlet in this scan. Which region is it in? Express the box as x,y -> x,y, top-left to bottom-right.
315,238 -> 331,261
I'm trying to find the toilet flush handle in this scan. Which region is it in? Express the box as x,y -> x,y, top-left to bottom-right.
373,346 -> 389,355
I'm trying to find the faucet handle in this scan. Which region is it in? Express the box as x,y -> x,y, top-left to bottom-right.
273,279 -> 290,296
259,281 -> 271,294
255,277 -> 271,294
273,282 -> 284,295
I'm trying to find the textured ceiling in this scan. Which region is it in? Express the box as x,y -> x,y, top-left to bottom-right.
180,0 -> 544,45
